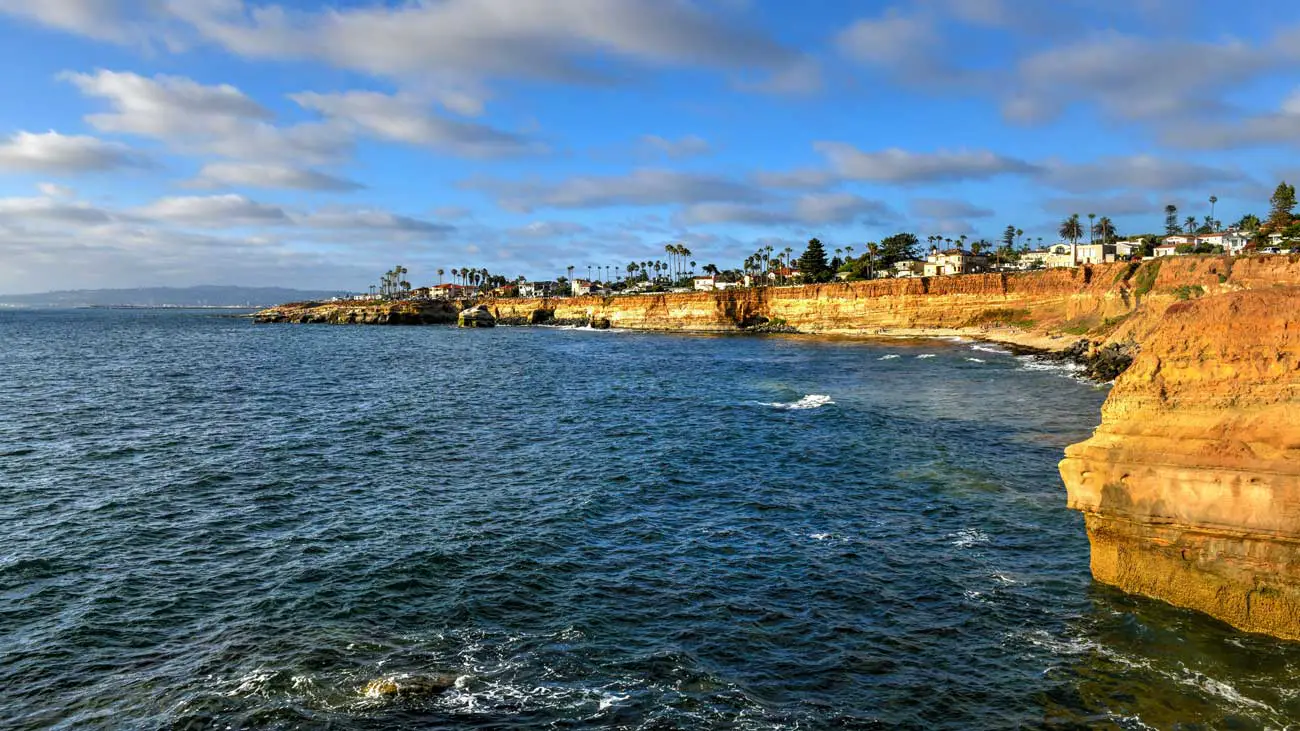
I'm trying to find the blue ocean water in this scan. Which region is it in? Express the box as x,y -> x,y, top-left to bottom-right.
2,309 -> 1299,730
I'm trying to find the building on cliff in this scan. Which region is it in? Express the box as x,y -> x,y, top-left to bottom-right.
519,281 -> 559,298
924,248 -> 988,276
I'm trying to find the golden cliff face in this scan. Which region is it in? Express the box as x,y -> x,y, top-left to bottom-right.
1060,288 -> 1300,638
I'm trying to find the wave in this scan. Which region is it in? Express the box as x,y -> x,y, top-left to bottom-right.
965,357 -> 986,363
878,354 -> 900,360
761,394 -> 834,410
970,343 -> 1011,355
948,528 -> 989,548
916,354 -> 936,359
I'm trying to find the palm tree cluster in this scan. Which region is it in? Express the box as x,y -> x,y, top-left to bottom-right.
926,234 -> 970,251
449,267 -> 511,291
742,244 -> 797,283
377,265 -> 410,298
625,259 -> 671,283
664,243 -> 695,281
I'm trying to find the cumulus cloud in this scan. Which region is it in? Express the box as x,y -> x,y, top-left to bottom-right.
835,10 -> 949,82
137,194 -> 290,227
290,90 -> 536,157
63,69 -> 350,164
37,182 -> 76,198
0,0 -> 151,44
1041,192 -> 1162,217
1004,32 -> 1275,123
189,162 -> 364,191
676,192 -> 895,227
296,209 -> 454,234
465,169 -> 768,212
814,143 -> 1039,183
1160,88 -> 1300,149
0,195 -> 114,225
165,0 -> 794,83
0,130 -> 149,173
1039,155 -> 1248,193
639,134 -> 711,159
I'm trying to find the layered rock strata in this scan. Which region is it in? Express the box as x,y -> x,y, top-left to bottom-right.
1060,288 -> 1300,638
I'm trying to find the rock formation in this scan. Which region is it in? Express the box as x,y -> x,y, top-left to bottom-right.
361,673 -> 460,699
457,304 -> 496,328
1060,288 -> 1300,639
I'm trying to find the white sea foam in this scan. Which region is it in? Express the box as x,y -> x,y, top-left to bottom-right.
948,528 -> 989,548
810,533 -> 832,541
762,394 -> 834,410
970,343 -> 1011,355
965,357 -> 986,363
878,354 -> 901,360
916,353 -> 936,359
1178,670 -> 1275,714
992,572 -> 1018,584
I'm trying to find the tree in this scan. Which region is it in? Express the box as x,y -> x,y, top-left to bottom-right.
1059,214 -> 1084,245
1268,181 -> 1297,230
1184,216 -> 1197,234
1088,213 -> 1097,244
877,232 -> 919,266
437,268 -> 444,286
1165,204 -> 1180,235
795,238 -> 832,282
1237,213 -> 1261,231
1015,228 -> 1024,246
1002,225 -> 1016,249
1209,195 -> 1218,225
1093,216 -> 1116,243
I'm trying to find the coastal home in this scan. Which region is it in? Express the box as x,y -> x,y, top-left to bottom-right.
1153,242 -> 1180,257
430,283 -> 474,299
1018,244 -> 1076,269
892,258 -> 925,277
1162,234 -> 1196,248
571,279 -> 595,296
1074,242 -> 1136,264
714,280 -> 741,290
693,275 -> 716,291
519,281 -> 559,298
923,248 -> 988,276
409,287 -> 434,300
1223,231 -> 1252,254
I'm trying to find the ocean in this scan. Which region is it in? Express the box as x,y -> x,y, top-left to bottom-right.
2,309 -> 1298,730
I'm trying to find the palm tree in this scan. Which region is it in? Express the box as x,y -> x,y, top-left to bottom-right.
1093,216 -> 1117,244
1184,216 -> 1197,234
1088,213 -> 1097,244
866,242 -> 880,280
1209,195 -> 1218,225
1060,214 -> 1084,264
1015,228 -> 1024,246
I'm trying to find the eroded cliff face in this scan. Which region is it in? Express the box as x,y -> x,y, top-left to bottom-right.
1060,289 -> 1300,638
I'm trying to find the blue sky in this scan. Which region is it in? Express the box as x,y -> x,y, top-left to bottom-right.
0,0 -> 1297,293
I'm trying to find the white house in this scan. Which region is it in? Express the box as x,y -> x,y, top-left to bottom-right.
892,258 -> 925,277
1019,244 -> 1076,269
519,281 -> 559,298
571,279 -> 595,296
1153,242 -> 1180,257
923,248 -> 988,276
693,275 -> 716,291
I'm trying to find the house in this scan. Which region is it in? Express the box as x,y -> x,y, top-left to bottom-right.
1153,242 -> 1180,257
1162,234 -> 1196,247
923,248 -> 988,276
571,279 -> 595,296
519,281 -> 559,298
1074,242 -> 1134,264
1018,244 -> 1076,269
693,275 -> 716,291
714,280 -> 741,290
892,258 -> 925,277
429,283 -> 474,299
1222,231 -> 1252,254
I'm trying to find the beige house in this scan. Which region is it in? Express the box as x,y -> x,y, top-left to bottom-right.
923,248 -> 988,276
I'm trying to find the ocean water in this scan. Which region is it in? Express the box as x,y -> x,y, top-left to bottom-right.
3,309 -> 1300,730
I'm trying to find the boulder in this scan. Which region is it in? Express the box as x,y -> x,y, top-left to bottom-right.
589,317 -> 611,329
362,673 -> 459,699
457,304 -> 496,328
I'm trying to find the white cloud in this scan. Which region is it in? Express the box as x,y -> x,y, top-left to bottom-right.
137,194 -> 289,226
0,130 -> 149,173
37,183 -> 76,198
465,169 -> 768,211
0,0 -> 146,43
63,69 -> 350,164
0,195 -> 114,225
165,0 -> 793,80
290,90 -> 535,156
1005,32 -> 1274,123
296,208 -> 454,234
639,134 -> 711,159
676,192 -> 895,226
1160,87 -> 1300,149
189,161 -> 364,191
814,143 -> 1039,183
1039,155 -> 1247,193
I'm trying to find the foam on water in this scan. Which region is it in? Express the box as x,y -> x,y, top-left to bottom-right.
761,394 -> 834,410
949,528 -> 990,548
878,354 -> 900,360
916,353 -> 936,359
965,357 -> 986,363
970,343 -> 1012,355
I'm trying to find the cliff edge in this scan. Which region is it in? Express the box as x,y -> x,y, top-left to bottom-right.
1060,288 -> 1300,638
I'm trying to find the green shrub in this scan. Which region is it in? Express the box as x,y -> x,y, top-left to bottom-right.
967,308 -> 1035,329
1133,260 -> 1162,298
1173,284 -> 1205,301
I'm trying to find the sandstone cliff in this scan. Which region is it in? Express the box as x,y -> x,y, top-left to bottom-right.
255,299 -> 460,325
1060,288 -> 1300,638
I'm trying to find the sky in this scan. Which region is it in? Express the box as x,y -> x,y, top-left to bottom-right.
0,0 -> 1297,294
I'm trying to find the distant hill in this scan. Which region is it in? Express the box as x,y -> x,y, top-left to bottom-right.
0,286 -> 352,308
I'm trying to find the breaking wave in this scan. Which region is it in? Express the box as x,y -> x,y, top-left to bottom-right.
761,394 -> 834,410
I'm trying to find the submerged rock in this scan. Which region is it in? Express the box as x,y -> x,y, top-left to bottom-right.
361,673 -> 460,699
458,304 -> 496,328
589,317 -> 611,329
